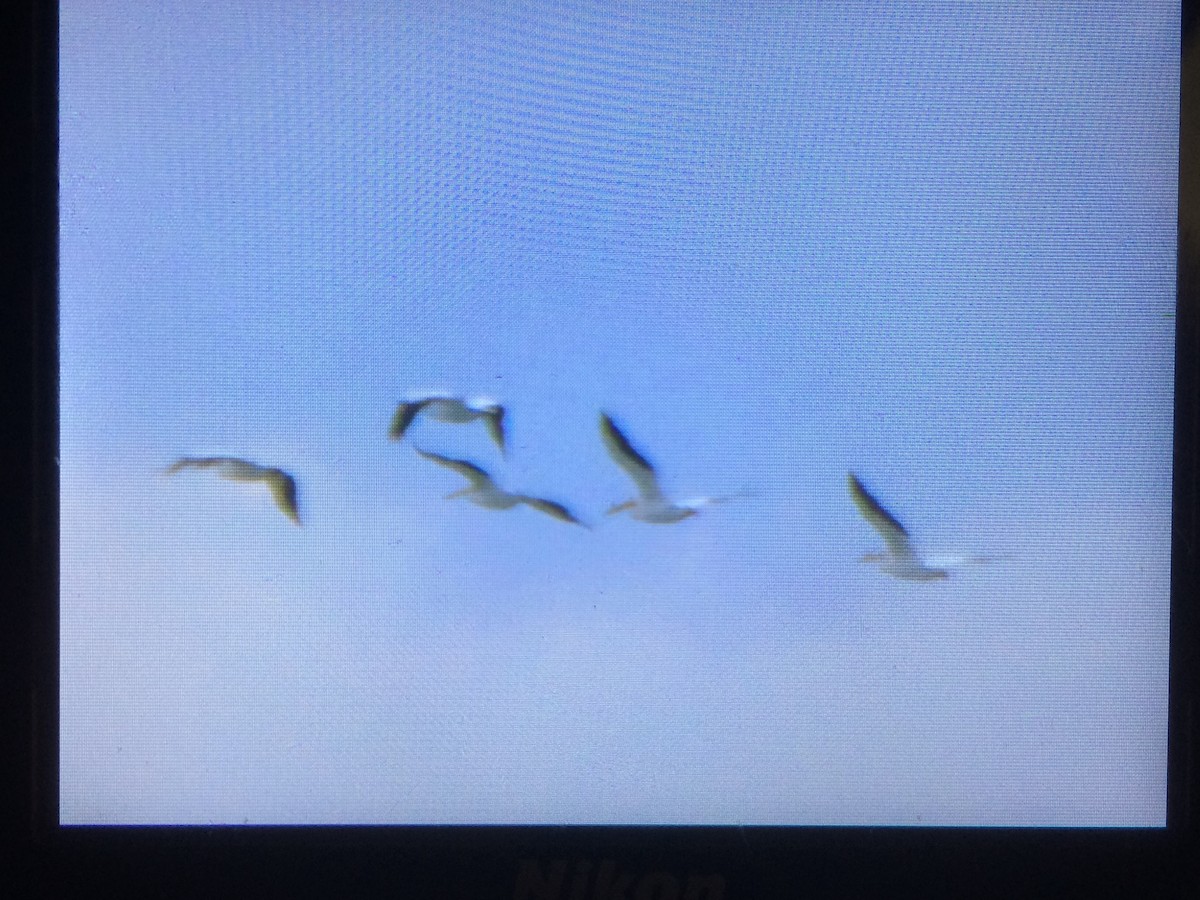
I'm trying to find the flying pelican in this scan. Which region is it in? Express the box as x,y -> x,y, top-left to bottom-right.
389,396 -> 506,452
164,457 -> 301,525
415,448 -> 586,526
599,412 -> 728,523
847,473 -> 992,580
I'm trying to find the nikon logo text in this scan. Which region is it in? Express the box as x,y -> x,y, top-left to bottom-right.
514,858 -> 726,900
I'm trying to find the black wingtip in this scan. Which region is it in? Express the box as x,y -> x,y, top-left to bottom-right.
389,401 -> 422,441
599,411 -> 654,471
847,472 -> 908,537
488,406 -> 506,452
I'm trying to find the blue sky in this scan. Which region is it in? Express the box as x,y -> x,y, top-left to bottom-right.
60,1 -> 1177,825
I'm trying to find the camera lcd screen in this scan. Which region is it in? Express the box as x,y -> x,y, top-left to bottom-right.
59,2 -> 1178,826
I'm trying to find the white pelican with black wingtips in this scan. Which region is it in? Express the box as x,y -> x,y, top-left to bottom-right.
848,472 -> 995,580
599,412 -> 731,524
390,396 -> 506,453
164,457 -> 301,525
415,448 -> 586,526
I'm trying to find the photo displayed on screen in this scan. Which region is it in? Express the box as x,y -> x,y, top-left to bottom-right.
59,2 -> 1178,825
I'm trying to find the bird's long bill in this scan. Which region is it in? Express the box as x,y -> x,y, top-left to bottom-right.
606,500 -> 636,515
445,487 -> 474,500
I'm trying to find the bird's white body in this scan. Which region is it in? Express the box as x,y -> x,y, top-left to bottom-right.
620,500 -> 700,524
415,449 -> 585,525
861,552 -> 950,582
451,481 -> 523,510
424,398 -> 491,423
848,473 -> 992,581
164,456 -> 301,525
599,413 -> 725,524
390,396 -> 506,452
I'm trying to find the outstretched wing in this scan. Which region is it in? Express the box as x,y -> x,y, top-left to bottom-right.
163,456 -> 238,475
599,413 -> 663,503
389,400 -> 429,440
415,448 -> 495,490
848,473 -> 916,561
265,469 -> 301,525
165,457 -> 301,526
485,407 -> 506,453
521,496 -> 587,527
212,459 -> 272,482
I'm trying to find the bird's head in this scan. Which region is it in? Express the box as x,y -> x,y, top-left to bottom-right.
470,396 -> 501,413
